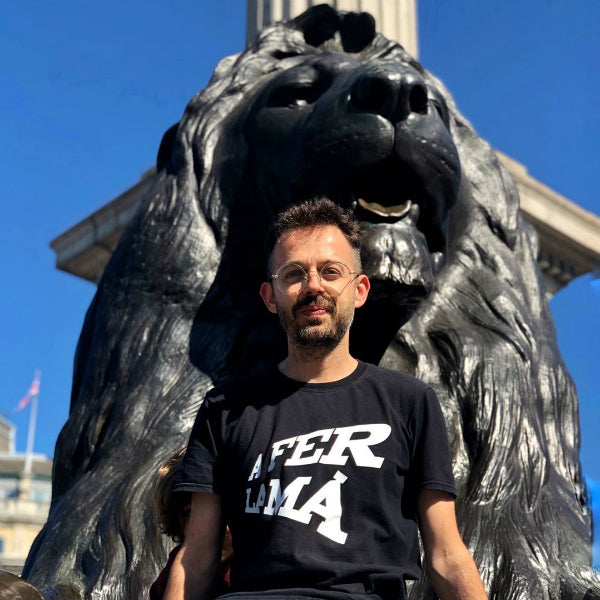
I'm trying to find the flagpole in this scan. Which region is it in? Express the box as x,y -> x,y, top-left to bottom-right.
23,370 -> 40,476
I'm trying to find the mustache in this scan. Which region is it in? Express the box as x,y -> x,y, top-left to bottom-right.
292,294 -> 335,315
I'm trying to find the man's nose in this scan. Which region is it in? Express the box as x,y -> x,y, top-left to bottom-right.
302,270 -> 325,293
348,62 -> 428,124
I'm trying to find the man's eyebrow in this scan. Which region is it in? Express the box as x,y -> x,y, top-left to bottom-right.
282,259 -> 346,266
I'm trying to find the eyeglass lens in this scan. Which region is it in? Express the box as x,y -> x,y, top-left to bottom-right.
274,262 -> 352,293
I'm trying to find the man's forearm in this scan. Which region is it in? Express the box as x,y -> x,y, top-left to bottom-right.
163,492 -> 224,600
427,545 -> 488,600
163,542 -> 220,600
418,491 -> 488,599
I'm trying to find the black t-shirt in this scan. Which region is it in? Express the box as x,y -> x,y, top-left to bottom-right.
175,362 -> 456,600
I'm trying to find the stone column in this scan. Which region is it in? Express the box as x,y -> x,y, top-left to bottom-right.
246,0 -> 419,58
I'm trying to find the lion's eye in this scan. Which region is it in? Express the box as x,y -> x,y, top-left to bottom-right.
428,92 -> 450,127
268,84 -> 321,109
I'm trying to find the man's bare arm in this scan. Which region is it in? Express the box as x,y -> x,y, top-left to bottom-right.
418,489 -> 488,600
164,492 -> 224,600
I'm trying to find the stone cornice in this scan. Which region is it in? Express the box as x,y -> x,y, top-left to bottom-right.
497,151 -> 600,295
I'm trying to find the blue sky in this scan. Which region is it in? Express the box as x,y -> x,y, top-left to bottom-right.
1,0 -> 598,567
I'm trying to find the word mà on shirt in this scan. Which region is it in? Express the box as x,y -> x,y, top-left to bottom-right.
245,471 -> 349,543
245,424 -> 391,544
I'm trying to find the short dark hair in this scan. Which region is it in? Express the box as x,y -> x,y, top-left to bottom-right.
266,198 -> 363,271
153,448 -> 190,544
0,571 -> 43,600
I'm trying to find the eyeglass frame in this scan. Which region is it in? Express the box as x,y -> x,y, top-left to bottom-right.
270,261 -> 360,294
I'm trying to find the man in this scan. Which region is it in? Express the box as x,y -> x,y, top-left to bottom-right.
165,198 -> 488,600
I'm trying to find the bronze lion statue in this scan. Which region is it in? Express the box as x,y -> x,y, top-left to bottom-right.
23,6 -> 599,599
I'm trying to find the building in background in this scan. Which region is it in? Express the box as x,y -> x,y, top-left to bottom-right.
0,416 -> 52,573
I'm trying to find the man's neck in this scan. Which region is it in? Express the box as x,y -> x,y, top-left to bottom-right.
279,339 -> 358,383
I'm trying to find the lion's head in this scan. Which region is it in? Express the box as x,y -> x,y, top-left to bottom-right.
23,6 -> 598,599
242,49 -> 460,302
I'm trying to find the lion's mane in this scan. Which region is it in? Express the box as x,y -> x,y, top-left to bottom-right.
23,7 -> 598,599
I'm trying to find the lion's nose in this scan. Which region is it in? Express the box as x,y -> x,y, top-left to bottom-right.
349,63 -> 429,124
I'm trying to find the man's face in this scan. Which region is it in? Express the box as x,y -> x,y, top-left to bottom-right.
260,225 -> 370,351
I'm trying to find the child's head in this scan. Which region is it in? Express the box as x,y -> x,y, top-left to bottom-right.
0,571 -> 43,599
153,448 -> 190,544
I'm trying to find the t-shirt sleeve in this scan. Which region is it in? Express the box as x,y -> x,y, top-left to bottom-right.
410,387 -> 456,498
174,396 -> 223,495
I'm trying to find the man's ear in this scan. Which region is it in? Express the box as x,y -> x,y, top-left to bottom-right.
259,281 -> 278,314
354,274 -> 370,308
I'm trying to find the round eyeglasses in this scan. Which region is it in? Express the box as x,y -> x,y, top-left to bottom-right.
271,261 -> 359,294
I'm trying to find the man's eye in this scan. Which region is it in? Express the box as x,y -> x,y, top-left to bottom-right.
320,264 -> 345,280
283,267 -> 305,281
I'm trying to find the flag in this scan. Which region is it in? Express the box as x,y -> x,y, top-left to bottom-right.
15,371 -> 41,412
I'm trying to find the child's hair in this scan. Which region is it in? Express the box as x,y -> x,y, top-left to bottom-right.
153,448 -> 191,544
0,571 -> 44,599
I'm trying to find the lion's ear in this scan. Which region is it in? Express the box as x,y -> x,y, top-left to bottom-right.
259,281 -> 278,314
290,4 -> 341,47
354,274 -> 370,309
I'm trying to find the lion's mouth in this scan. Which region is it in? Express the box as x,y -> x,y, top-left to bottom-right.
356,198 -> 415,220
343,158 -> 448,257
328,157 -> 455,303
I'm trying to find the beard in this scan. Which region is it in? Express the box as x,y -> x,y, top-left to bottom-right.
276,293 -> 355,355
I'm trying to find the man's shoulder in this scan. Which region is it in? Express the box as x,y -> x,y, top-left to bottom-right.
360,364 -> 445,429
360,361 -> 432,394
203,365 -> 280,408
